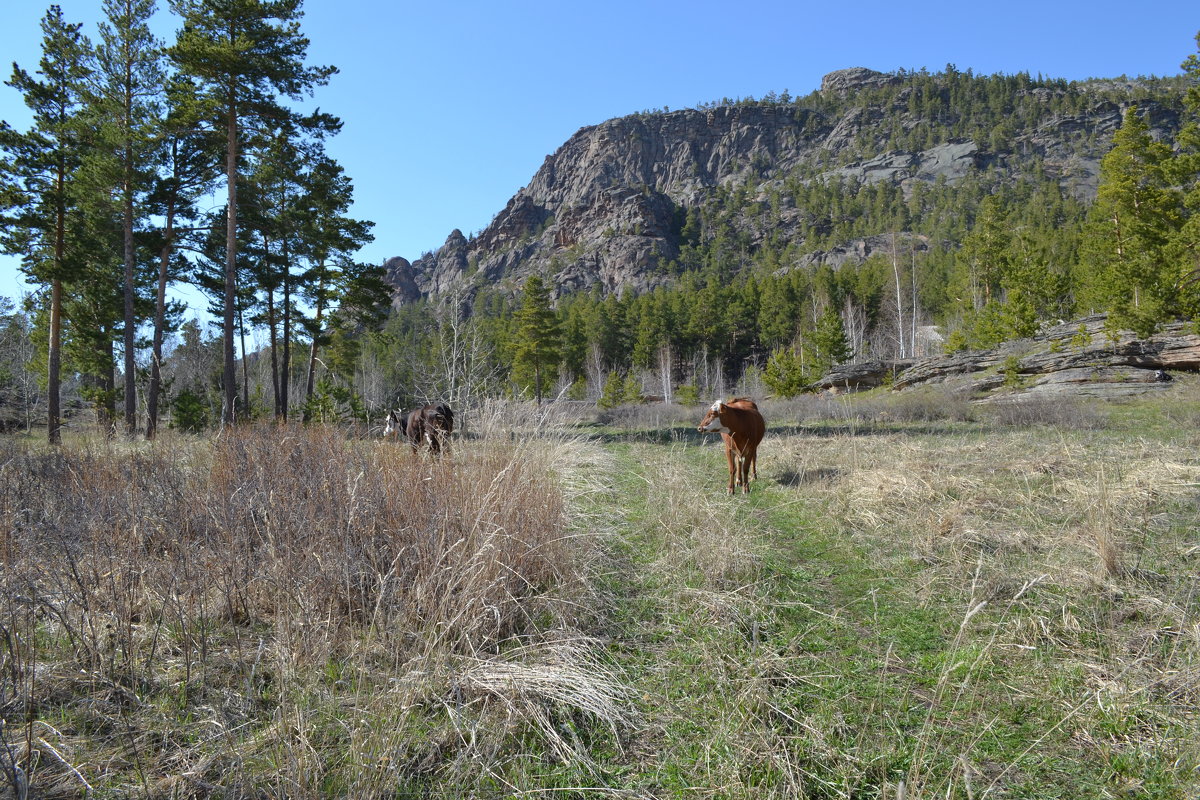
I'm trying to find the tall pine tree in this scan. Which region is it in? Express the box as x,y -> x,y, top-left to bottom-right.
1080,106 -> 1182,336
0,6 -> 93,444
1168,31 -> 1200,319
93,0 -> 165,434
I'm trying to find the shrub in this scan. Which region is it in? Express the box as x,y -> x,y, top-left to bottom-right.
0,424 -> 599,794
597,371 -> 625,410
675,383 -> 700,407
763,347 -> 811,398
170,388 -> 209,431
1002,354 -> 1024,389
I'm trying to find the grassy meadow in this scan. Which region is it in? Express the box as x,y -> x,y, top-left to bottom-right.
1,387 -> 1199,798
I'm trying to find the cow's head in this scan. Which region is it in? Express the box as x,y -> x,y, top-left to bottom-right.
697,400 -> 730,433
383,409 -> 403,438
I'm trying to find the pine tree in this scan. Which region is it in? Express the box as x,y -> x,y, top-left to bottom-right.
297,155 -> 375,420
92,0 -> 165,435
811,305 -> 852,373
762,346 -> 809,398
145,76 -> 220,439
1080,106 -> 1183,336
0,6 -> 93,444
958,194 -> 1011,310
1168,31 -> 1200,319
169,0 -> 335,426
512,275 -> 561,405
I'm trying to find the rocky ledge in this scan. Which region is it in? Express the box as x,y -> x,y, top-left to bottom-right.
813,315 -> 1199,401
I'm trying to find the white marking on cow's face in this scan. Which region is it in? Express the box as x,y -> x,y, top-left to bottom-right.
700,402 -> 730,433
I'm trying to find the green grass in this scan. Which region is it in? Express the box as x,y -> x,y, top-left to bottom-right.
559,405 -> 1200,799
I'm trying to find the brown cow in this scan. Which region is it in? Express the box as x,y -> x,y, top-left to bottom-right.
384,403 -> 454,454
697,397 -> 765,494
408,402 -> 454,454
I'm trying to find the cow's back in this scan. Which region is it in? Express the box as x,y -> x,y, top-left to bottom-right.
726,402 -> 765,445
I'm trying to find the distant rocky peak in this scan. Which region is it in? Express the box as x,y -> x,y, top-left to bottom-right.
820,67 -> 899,95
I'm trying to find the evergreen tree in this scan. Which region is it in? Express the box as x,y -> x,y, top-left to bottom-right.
512,275 -> 561,404
958,194 -> 1011,310
145,76 -> 220,439
811,305 -> 852,372
0,6 -> 93,444
297,155 -> 376,420
1168,31 -> 1200,318
1080,106 -> 1183,336
169,0 -> 335,426
92,0 -> 164,435
762,346 -> 809,398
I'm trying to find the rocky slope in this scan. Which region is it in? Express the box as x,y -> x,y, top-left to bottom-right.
385,68 -> 1184,305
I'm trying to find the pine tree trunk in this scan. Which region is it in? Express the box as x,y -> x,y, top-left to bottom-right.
146,198 -> 174,440
302,294 -> 324,422
48,152 -> 67,446
281,238 -> 292,421
221,97 -> 238,427
237,286 -> 251,416
47,278 -> 63,445
102,336 -> 117,435
123,170 -> 137,435
267,283 -> 280,419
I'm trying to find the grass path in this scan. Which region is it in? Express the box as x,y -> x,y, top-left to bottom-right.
567,423 -> 1200,799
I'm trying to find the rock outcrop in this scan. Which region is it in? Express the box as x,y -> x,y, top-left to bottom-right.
883,316 -> 1198,401
819,67 -> 902,95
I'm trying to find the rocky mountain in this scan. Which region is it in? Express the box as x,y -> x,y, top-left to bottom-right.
385,67 -> 1185,306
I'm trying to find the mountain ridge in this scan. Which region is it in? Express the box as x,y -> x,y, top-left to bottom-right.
384,66 -> 1186,306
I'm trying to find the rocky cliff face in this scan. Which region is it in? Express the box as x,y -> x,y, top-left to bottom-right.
386,68 -> 1182,306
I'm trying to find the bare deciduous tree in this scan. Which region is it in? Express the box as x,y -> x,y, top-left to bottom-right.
412,292 -> 504,434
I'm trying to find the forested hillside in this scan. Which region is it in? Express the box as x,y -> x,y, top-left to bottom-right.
375,58 -> 1200,408
1,2 -> 1199,431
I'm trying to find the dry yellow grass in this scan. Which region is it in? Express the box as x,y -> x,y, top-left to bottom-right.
0,417 -> 627,797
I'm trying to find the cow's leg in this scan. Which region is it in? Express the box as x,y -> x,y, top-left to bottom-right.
725,442 -> 736,494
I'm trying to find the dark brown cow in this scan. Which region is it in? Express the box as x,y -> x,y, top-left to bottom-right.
383,403 -> 454,454
697,397 -> 765,494
407,402 -> 454,454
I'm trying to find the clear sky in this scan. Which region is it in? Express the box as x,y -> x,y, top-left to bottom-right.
1,0 -> 1197,304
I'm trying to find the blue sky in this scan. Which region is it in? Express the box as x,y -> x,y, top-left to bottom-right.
1,0 -> 1197,305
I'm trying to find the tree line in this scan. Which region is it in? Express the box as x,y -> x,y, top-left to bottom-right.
3,14 -> 1200,432
0,0 -> 387,444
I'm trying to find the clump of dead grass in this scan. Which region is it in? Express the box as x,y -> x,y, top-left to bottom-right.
0,422 -> 622,796
981,395 -> 1110,429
